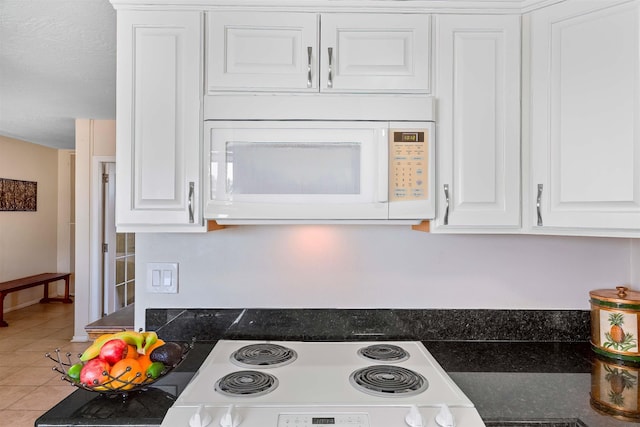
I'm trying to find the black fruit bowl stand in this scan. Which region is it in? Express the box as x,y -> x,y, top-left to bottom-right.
45,339 -> 194,399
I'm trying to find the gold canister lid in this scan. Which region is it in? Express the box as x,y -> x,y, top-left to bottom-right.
590,286 -> 640,305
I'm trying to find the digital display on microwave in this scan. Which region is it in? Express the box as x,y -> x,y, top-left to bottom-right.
394,132 -> 424,143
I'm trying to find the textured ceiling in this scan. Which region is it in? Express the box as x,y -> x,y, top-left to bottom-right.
0,0 -> 116,149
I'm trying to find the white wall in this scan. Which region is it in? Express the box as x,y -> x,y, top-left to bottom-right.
57,150 -> 75,296
134,228 -> 632,330
74,119 -> 115,342
0,135 -> 60,310
633,239 -> 640,287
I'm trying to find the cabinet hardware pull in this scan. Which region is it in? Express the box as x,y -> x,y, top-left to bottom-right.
327,47 -> 333,88
307,46 -> 312,88
443,184 -> 450,225
536,184 -> 543,226
188,182 -> 194,224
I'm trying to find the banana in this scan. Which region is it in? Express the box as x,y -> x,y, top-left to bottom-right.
91,384 -> 110,392
110,330 -> 146,355
141,331 -> 158,355
80,333 -> 115,362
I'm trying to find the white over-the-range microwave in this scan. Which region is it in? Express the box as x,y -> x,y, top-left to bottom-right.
202,118 -> 435,225
203,97 -> 435,224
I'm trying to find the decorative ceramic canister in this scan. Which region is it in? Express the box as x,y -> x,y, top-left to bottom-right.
591,355 -> 640,421
590,286 -> 640,362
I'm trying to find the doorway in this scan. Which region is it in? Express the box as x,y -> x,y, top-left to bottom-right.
101,162 -> 135,316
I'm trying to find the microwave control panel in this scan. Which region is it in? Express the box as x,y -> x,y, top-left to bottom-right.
389,130 -> 428,202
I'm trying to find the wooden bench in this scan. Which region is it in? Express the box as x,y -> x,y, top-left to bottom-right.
0,273 -> 72,327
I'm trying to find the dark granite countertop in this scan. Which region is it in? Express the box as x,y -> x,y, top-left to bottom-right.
425,341 -> 636,427
36,340 -> 638,427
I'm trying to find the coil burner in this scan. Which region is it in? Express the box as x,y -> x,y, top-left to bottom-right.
349,365 -> 428,397
231,343 -> 298,368
357,344 -> 410,363
214,370 -> 279,397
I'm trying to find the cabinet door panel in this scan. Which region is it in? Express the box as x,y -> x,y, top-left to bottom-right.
207,12 -> 317,92
531,0 -> 640,230
136,30 -> 180,204
320,13 -> 431,93
116,11 -> 202,228
434,15 -> 521,230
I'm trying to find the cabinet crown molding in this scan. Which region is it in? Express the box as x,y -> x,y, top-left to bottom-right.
109,0 -> 562,14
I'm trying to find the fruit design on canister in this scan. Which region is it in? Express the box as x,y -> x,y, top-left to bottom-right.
604,312 -> 638,352
604,364 -> 637,408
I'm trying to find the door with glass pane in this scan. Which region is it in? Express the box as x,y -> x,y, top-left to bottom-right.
114,233 -> 135,310
103,162 -> 135,315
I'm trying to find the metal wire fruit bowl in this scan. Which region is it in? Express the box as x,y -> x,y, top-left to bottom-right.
45,339 -> 194,398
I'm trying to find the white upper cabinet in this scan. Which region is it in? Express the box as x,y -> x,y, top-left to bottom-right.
529,0 -> 640,233
433,14 -> 521,231
110,0 -> 640,235
206,11 -> 430,93
115,11 -> 204,232
207,12 -> 318,92
319,14 -> 431,93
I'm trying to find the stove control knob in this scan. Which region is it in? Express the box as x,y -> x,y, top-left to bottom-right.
405,405 -> 424,427
435,404 -> 455,427
220,404 -> 237,427
189,405 -> 213,427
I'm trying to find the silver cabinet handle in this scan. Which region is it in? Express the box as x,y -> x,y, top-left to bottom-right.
307,46 -> 312,88
536,184 -> 543,226
327,47 -> 333,88
188,181 -> 194,224
443,184 -> 450,225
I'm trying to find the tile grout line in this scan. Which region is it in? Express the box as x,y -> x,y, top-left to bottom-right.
0,303 -> 76,427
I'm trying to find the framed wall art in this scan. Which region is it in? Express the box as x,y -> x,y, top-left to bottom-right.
0,178 -> 37,211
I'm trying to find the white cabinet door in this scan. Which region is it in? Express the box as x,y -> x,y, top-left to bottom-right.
433,14 -> 521,231
206,12 -> 430,94
206,12 -> 318,92
320,13 -> 431,93
529,0 -> 640,232
116,11 -> 204,231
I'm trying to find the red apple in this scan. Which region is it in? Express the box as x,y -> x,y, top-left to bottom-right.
80,358 -> 110,387
99,339 -> 128,364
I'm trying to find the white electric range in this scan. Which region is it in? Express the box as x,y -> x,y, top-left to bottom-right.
160,340 -> 486,427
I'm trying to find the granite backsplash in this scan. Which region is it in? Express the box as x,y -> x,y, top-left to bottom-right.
146,309 -> 590,342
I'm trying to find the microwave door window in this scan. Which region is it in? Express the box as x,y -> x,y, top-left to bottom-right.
226,142 -> 361,198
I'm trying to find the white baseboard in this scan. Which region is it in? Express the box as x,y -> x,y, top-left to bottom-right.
72,334 -> 90,343
3,293 -> 76,314
3,298 -> 42,313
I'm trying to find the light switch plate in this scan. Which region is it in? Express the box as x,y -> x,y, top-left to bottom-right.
146,262 -> 178,293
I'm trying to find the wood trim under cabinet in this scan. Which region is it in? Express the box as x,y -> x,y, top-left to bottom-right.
207,220 -> 226,232
411,221 -> 431,232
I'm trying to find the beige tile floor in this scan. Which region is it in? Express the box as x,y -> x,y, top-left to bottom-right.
0,302 -> 85,427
